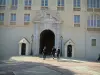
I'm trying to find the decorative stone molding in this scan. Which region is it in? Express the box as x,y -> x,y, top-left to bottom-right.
32,9 -> 62,55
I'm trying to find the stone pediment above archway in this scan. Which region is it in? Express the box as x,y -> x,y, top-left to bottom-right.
33,9 -> 63,23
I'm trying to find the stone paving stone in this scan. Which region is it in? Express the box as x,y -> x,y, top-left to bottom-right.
0,71 -> 15,75
14,66 -> 61,75
0,56 -> 100,75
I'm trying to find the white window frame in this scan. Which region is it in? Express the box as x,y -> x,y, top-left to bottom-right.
12,0 -> 18,6
24,14 -> 30,22
0,0 -> 6,6
87,0 -> 100,8
10,13 -> 16,22
74,0 -> 80,8
24,0 -> 31,6
41,0 -> 48,7
88,14 -> 100,27
74,15 -> 80,24
91,39 -> 96,46
0,13 -> 4,22
57,0 -> 64,6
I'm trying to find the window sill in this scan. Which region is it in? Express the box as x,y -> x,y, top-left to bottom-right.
87,8 -> 100,12
41,6 -> 48,10
73,8 -> 81,11
24,22 -> 30,25
11,5 -> 17,10
0,6 -> 5,10
0,21 -> 4,25
74,24 -> 80,27
87,27 -> 100,31
10,22 -> 16,25
57,6 -> 64,11
24,6 -> 31,10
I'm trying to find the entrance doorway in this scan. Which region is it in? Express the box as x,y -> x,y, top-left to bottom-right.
67,45 -> 72,57
21,43 -> 26,55
40,30 -> 55,55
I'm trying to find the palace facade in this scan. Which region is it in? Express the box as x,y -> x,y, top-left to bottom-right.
0,0 -> 100,60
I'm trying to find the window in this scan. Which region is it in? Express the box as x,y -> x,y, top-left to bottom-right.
57,0 -> 64,6
24,14 -> 30,25
12,0 -> 18,6
88,15 -> 100,27
24,14 -> 30,22
74,0 -> 80,8
10,13 -> 16,25
74,15 -> 80,24
87,0 -> 100,8
24,0 -> 31,10
0,0 -> 6,9
57,0 -> 64,11
0,13 -> 4,25
91,39 -> 96,46
0,0 -> 6,6
0,13 -> 4,21
41,0 -> 48,7
74,15 -> 80,27
11,13 -> 16,22
11,0 -> 18,10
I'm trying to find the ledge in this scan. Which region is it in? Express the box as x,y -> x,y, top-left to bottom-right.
73,8 -> 81,11
74,24 -> 80,27
0,22 -> 4,25
24,6 -> 31,10
24,22 -> 30,25
87,27 -> 100,31
87,8 -> 100,12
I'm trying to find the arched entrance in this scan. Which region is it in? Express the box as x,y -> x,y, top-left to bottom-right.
21,43 -> 26,55
39,30 -> 55,55
67,45 -> 72,57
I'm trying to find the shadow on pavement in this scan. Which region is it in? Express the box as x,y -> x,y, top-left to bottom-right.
0,60 -> 76,75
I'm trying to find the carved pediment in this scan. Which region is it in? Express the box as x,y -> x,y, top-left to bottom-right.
33,9 -> 62,23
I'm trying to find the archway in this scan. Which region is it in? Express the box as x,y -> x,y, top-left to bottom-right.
21,43 -> 26,55
39,30 -> 55,55
67,45 -> 72,57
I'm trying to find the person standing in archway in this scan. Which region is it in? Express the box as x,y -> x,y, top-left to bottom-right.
42,46 -> 46,60
52,46 -> 56,59
57,48 -> 60,59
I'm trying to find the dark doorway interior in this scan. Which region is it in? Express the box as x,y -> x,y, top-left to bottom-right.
21,43 -> 26,55
67,45 -> 72,57
40,30 -> 55,55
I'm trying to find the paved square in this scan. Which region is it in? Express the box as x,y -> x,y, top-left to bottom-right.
0,56 -> 100,75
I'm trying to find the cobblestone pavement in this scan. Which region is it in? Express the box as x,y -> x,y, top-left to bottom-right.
0,56 -> 100,75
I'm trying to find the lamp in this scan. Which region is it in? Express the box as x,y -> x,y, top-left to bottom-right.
60,36 -> 63,56
30,34 -> 34,55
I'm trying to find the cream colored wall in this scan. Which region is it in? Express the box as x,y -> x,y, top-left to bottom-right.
0,0 -> 100,60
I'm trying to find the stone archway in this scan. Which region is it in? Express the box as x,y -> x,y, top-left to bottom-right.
39,29 -> 55,55
33,9 -> 62,55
